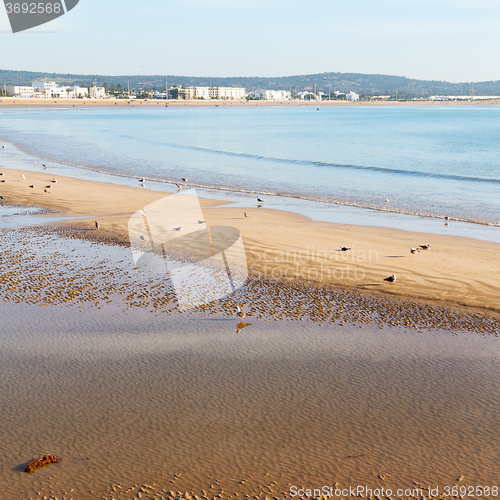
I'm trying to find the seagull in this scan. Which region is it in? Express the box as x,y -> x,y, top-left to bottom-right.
29,184 -> 35,188
386,198 -> 390,202
174,226 -> 183,231
236,305 -> 247,318
257,196 -> 263,202
175,183 -> 182,190
384,274 -> 397,283
1,145 -> 6,149
0,173 -> 3,175
244,212 -> 248,218
418,244 -> 431,250
0,195 -> 4,199
95,221 -> 99,229
181,177 -> 188,182
140,233 -> 146,240
45,185 -> 52,188
34,162 -> 37,167
444,216 -> 449,221
340,246 -> 351,251
410,248 -> 419,254
52,177 -> 57,183
198,220 -> 206,224
43,189 -> 49,193
139,210 -> 146,217
22,174 -> 26,180
138,178 -> 145,183
42,164 -> 48,169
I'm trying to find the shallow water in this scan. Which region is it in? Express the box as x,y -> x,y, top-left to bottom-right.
1,138 -> 500,244
0,227 -> 499,499
1,105 -> 500,227
0,301 -> 499,499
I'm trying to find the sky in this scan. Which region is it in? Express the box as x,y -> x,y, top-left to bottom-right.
0,0 -> 499,82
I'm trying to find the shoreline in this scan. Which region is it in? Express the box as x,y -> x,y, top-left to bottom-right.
2,97 -> 500,107
1,166 -> 499,316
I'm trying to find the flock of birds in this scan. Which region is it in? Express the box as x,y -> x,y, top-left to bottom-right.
0,156 -> 442,289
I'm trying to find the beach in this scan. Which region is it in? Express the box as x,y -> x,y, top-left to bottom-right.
2,97 -> 500,107
1,126 -> 500,500
1,167 -> 499,314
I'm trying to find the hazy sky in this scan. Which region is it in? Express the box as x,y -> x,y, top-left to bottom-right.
1,0 -> 499,82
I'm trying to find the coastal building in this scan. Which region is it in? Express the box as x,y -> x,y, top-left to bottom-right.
347,91 -> 360,101
429,95 -> 500,101
168,86 -> 246,100
209,87 -> 246,100
5,85 -> 35,98
194,86 -> 210,99
31,81 -> 92,98
260,90 -> 292,101
89,85 -> 106,98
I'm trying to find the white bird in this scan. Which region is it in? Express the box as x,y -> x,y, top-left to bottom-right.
22,174 -> 25,180
386,198 -> 390,202
340,246 -> 351,251
257,196 -> 263,202
410,248 -> 419,254
139,210 -> 146,217
419,244 -> 431,250
139,233 -> 146,240
34,162 -> 37,167
198,220 -> 206,224
236,305 -> 247,318
174,226 -> 183,231
384,274 -> 397,282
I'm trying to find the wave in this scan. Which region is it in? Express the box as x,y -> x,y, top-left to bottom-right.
129,137 -> 500,185
1,134 -> 499,228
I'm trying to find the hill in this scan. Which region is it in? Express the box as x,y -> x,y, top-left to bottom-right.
1,69 -> 500,98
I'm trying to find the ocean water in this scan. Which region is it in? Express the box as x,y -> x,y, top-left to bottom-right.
0,104 -> 499,225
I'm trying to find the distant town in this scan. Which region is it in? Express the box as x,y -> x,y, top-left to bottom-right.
3,81 -> 500,102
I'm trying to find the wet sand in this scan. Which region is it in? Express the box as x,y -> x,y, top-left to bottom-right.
0,164 -> 499,499
1,296 -> 499,499
0,167 -> 499,314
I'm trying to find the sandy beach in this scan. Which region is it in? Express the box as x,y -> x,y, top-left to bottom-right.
0,166 -> 499,315
1,97 -> 500,107
1,164 -> 500,500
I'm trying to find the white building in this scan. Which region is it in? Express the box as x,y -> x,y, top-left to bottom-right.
193,86 -> 210,99
89,86 -> 106,98
209,87 -> 246,100
32,81 -> 91,98
347,91 -> 360,101
260,90 -> 292,101
5,85 -> 35,98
